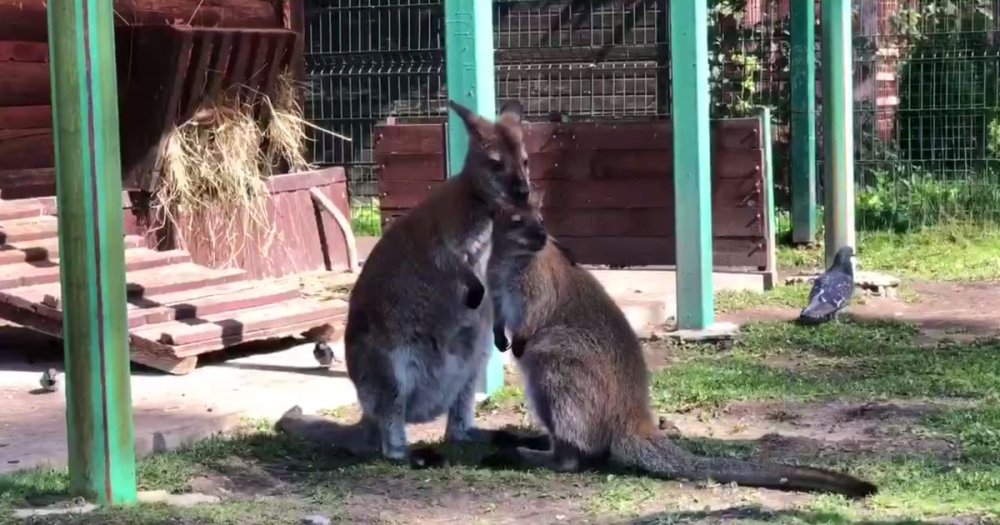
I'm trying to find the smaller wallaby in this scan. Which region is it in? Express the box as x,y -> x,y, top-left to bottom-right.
483,206 -> 878,498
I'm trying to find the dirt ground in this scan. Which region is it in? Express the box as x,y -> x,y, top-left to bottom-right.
721,281 -> 1000,344
10,280 -> 1000,524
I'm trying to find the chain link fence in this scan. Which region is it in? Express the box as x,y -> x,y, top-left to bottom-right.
303,0 -> 1000,236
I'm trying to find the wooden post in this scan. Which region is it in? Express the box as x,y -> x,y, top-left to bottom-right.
790,0 -> 818,244
47,0 -> 137,505
444,0 -> 503,396
821,0 -> 856,265
669,0 -> 715,329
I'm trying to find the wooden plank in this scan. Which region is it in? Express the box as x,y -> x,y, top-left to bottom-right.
374,124 -> 446,156
0,215 -> 58,243
0,105 -> 52,130
380,178 -> 764,211
126,281 -> 301,328
0,168 -> 56,199
134,297 -> 343,346
0,235 -> 144,265
374,120 -> 763,156
125,264 -> 247,297
6,263 -> 247,306
0,63 -> 51,106
526,149 -> 763,181
0,129 -> 54,171
376,155 -> 446,183
0,41 -> 48,62
0,199 -> 45,221
172,306 -> 346,357
0,248 -> 189,290
556,236 -> 768,268
542,207 -> 765,238
0,0 -> 283,42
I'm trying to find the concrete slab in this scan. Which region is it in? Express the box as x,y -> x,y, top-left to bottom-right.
0,332 -> 356,475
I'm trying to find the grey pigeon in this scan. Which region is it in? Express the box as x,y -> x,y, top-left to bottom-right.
798,246 -> 856,325
39,368 -> 60,393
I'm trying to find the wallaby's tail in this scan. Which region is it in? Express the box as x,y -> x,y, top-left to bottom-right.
611,432 -> 877,498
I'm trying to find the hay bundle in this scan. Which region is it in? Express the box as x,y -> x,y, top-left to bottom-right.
156,72 -> 314,269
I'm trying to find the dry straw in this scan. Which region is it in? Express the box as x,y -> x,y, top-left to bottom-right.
155,70 -> 346,269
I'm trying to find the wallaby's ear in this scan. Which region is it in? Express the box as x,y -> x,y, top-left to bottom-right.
498,100 -> 525,126
449,100 -> 493,143
528,187 -> 544,209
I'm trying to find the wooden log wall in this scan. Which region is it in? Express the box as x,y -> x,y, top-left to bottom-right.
0,0 -> 287,199
374,118 -> 774,270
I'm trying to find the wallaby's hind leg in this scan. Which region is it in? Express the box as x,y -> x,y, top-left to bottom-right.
353,349 -> 410,461
444,371 -> 484,443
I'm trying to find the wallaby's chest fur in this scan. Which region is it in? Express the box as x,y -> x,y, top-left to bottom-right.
505,243 -> 655,449
346,176 -> 494,421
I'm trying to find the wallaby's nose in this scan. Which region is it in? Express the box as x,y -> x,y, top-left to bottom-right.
527,227 -> 547,251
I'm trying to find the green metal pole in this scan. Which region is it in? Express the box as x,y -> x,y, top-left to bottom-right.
790,0 -> 818,244
47,0 -> 137,505
670,0 -> 714,329
444,0 -> 503,396
821,0 -> 856,266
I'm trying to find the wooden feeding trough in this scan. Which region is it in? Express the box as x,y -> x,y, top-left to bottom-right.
0,1 -> 355,374
118,24 -> 301,191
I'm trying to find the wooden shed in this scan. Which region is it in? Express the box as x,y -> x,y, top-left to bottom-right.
0,0 -> 355,374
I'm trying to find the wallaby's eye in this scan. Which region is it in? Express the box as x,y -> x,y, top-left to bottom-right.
487,157 -> 505,172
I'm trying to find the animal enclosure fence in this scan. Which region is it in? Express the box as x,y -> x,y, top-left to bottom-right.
303,0 -> 1000,236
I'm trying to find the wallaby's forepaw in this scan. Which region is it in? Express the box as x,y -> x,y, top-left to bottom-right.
493,325 -> 510,352
409,447 -> 449,470
465,281 -> 485,309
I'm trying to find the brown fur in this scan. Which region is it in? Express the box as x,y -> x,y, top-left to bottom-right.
320,100 -> 535,464
485,211 -> 878,498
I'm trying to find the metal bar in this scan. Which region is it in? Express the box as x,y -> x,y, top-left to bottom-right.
47,0 -> 136,505
669,0 -> 714,329
444,0 -> 503,396
759,106 -> 777,281
821,0 -> 855,265
790,0 -> 817,244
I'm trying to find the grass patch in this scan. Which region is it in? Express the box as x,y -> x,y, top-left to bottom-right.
778,223 -> 1000,281
649,319 -> 1000,411
715,284 -> 811,314
350,201 -> 382,237
647,319 -> 1000,521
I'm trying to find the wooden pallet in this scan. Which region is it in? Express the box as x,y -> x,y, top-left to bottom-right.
0,197 -> 345,374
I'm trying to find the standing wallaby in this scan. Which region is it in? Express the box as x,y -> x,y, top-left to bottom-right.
305,100 -> 534,465
483,207 -> 878,498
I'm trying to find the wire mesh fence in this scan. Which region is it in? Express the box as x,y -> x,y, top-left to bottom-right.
303,0 -> 1000,236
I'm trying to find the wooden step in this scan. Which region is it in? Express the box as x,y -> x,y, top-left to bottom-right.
126,281 -> 301,328
0,235 -> 145,265
124,263 -> 247,298
6,262 -> 247,306
0,215 -> 58,243
0,199 -> 45,221
0,248 -> 189,290
132,298 -> 345,347
172,308 -> 346,358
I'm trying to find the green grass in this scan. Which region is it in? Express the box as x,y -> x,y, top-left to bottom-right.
645,319 -> 1000,521
778,223 -> 1000,281
715,284 -> 812,314
349,201 -> 382,237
